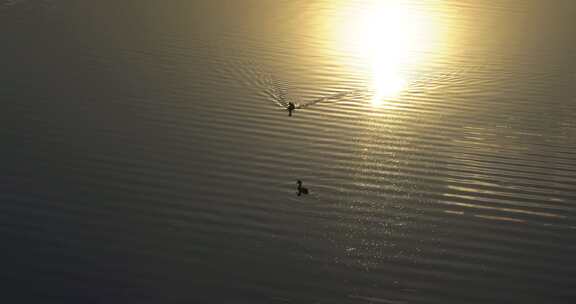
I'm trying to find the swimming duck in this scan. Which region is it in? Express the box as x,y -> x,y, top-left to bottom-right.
297,180 -> 309,196
287,102 -> 296,116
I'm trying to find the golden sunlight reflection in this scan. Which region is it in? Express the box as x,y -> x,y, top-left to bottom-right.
337,0 -> 444,106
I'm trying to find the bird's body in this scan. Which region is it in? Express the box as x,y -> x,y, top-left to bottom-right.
287,102 -> 296,116
297,180 -> 309,196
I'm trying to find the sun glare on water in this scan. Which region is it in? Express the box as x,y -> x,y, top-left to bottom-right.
338,0 -> 441,106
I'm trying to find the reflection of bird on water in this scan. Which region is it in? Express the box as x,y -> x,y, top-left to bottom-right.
296,180 -> 309,196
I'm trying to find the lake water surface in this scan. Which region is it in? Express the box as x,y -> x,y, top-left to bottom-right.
2,0 -> 576,303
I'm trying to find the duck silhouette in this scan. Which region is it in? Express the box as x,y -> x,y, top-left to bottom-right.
287,102 -> 296,116
296,180 -> 309,196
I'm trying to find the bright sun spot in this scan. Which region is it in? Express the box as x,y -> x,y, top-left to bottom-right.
339,0 -> 438,106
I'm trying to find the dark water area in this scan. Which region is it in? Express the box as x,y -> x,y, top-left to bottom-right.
2,1 -> 576,303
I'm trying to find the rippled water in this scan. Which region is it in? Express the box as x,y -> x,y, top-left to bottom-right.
2,0 -> 576,303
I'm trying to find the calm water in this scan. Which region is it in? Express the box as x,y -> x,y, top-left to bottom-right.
2,0 -> 576,303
